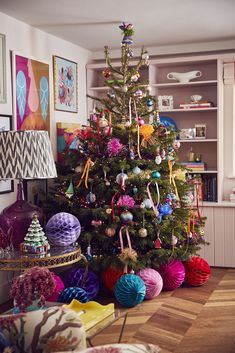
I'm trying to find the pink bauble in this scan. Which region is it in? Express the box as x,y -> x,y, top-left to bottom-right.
45,273 -> 65,302
157,259 -> 185,291
137,268 -> 163,300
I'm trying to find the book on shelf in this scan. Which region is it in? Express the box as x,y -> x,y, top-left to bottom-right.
181,162 -> 205,171
187,173 -> 217,202
179,101 -> 213,109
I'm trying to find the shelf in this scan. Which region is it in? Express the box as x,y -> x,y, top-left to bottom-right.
159,107 -> 217,113
187,170 -> 218,174
179,139 -> 217,143
151,80 -> 217,88
88,86 -> 109,91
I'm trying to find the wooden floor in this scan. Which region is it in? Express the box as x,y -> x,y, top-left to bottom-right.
91,268 -> 235,353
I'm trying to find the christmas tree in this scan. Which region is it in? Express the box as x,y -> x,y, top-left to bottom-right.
45,23 -> 206,272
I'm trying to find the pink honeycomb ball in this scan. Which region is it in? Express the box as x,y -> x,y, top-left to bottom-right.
137,268 -> 163,299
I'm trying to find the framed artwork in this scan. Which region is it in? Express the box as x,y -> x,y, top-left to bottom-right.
23,179 -> 48,207
179,128 -> 196,140
158,95 -> 174,111
0,34 -> 6,103
57,122 -> 80,163
195,124 -> 206,139
0,114 -> 14,194
13,53 -> 50,132
53,56 -> 78,113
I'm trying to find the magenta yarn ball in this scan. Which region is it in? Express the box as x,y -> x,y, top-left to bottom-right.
46,212 -> 81,246
157,259 -> 185,291
45,273 -> 65,302
136,268 -> 163,300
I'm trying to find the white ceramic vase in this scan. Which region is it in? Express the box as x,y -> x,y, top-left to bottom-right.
167,70 -> 202,83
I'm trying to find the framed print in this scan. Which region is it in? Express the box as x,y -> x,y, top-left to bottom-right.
53,56 -> 78,113
195,124 -> 206,139
13,53 -> 50,132
23,179 -> 47,207
57,122 -> 80,163
0,34 -> 6,103
0,114 -> 14,194
179,128 -> 196,140
158,95 -> 174,111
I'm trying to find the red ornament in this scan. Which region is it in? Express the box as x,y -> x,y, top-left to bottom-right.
91,220 -> 103,227
102,68 -> 112,78
105,227 -> 116,237
154,238 -> 161,249
102,266 -> 124,292
184,256 -> 211,286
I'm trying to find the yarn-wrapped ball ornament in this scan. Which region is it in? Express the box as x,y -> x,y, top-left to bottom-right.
64,267 -> 100,300
102,266 -> 125,292
114,274 -> 146,307
157,259 -> 185,291
57,287 -> 89,304
45,273 -> 65,302
46,212 -> 81,246
136,268 -> 163,300
184,256 -> 211,286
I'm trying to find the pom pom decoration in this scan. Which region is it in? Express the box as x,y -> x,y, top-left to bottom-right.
46,212 -> 81,246
137,268 -> 163,300
157,260 -> 185,291
184,256 -> 211,286
107,138 -> 123,157
117,195 -> 135,209
114,274 -> 146,307
58,287 -> 89,304
64,267 -> 100,300
45,273 -> 65,302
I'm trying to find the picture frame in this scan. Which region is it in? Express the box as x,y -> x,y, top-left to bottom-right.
0,114 -> 14,194
57,122 -> 80,163
158,95 -> 174,111
23,179 -> 48,207
12,52 -> 50,132
53,55 -> 78,113
195,124 -> 206,139
179,128 -> 196,140
0,34 -> 6,103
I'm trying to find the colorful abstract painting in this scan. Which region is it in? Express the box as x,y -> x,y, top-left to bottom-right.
15,54 -> 50,131
53,56 -> 77,113
57,122 -> 80,163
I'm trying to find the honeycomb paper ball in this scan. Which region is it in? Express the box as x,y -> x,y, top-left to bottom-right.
46,212 -> 81,246
45,273 -> 65,302
64,267 -> 100,300
184,256 -> 211,286
136,268 -> 163,300
157,259 -> 185,291
58,287 -> 89,304
102,266 -> 125,292
114,274 -> 146,307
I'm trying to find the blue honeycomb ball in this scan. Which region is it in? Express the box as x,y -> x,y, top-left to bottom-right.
114,274 -> 146,307
57,287 -> 89,304
46,212 -> 81,246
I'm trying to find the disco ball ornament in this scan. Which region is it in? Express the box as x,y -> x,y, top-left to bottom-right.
137,268 -> 163,300
114,274 -> 146,307
45,273 -> 65,302
120,211 -> 133,224
46,212 -> 81,246
184,256 -> 211,286
58,287 -> 89,304
102,266 -> 124,292
64,267 -> 100,300
157,259 -> 185,291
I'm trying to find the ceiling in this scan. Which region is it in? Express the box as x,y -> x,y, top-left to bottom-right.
1,0 -> 235,52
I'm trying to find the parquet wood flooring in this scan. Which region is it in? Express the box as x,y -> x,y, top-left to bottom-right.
91,268 -> 235,353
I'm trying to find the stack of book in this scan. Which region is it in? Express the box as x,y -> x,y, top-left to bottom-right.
179,101 -> 213,109
181,162 -> 205,171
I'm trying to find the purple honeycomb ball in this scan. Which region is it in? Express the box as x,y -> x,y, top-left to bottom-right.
46,212 -> 81,246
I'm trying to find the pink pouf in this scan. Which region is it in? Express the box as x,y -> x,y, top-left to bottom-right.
136,268 -> 163,300
45,273 -> 65,302
157,259 -> 185,291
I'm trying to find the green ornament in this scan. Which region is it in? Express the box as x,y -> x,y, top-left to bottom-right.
66,180 -> 74,199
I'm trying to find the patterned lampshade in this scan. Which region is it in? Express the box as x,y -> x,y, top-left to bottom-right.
0,130 -> 57,179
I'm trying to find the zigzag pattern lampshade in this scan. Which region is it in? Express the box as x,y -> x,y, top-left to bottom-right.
0,130 -> 57,179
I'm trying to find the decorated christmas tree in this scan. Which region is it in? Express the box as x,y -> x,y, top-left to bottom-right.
45,23 -> 206,272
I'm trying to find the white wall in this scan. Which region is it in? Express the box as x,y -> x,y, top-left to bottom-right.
0,11 -> 91,303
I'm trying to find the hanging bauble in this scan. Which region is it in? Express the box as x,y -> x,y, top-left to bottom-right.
122,36 -> 133,45
173,140 -> 181,149
151,170 -> 161,179
122,85 -> 128,93
65,180 -> 74,199
131,73 -> 140,82
147,98 -> 154,107
138,228 -> 148,238
198,228 -> 205,237
86,191 -> 96,204
125,121 -> 131,127
103,126 -> 113,136
45,273 -> 65,302
100,116 -> 109,128
58,287 -> 89,304
184,256 -> 211,287
46,213 -> 81,246
91,219 -> 103,227
134,89 -> 143,98
116,172 -> 128,190
102,266 -> 124,292
172,235 -> 178,245
114,274 -> 146,307
159,203 -> 173,216
130,149 -> 135,160
120,211 -> 133,224
154,238 -> 161,248
64,267 -> 100,300
161,149 -> 166,158
132,166 -> 142,175
155,155 -> 162,165
142,199 -> 152,209
146,85 -> 152,92
102,68 -> 112,78
75,165 -> 83,173
142,52 -> 150,65
105,227 -> 116,237
166,194 -> 172,203
138,119 -> 145,126
137,268 -> 163,300
133,186 -> 138,195
157,259 -> 185,291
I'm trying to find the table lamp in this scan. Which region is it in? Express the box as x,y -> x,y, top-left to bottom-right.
0,130 -> 57,249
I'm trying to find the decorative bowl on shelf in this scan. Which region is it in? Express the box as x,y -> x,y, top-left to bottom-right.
167,70 -> 202,83
191,95 -> 202,102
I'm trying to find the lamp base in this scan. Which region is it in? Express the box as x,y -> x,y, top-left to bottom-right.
0,200 -> 43,249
